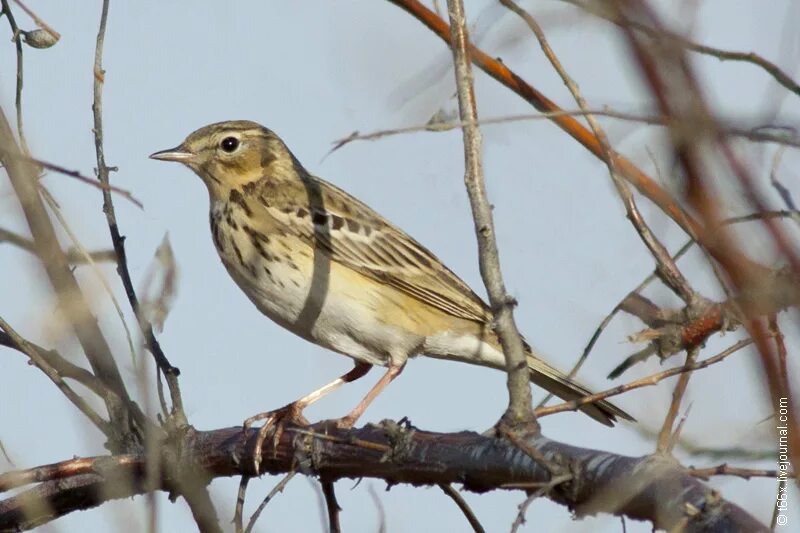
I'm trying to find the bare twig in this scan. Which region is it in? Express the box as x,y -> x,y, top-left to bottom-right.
613,0 -> 800,484
667,403 -> 693,453
769,146 -> 798,215
0,440 -> 14,467
328,110 -> 800,156
243,472 -> 295,533
386,0 -> 770,282
0,150 -> 144,208
0,329 -> 120,402
0,226 -> 116,264
0,0 -> 28,154
608,210 -> 800,379
0,106 -> 137,450
542,235 -> 696,406
90,0 -> 184,426
233,476 -> 248,533
536,339 -> 751,419
559,0 -> 800,97
438,484 -> 485,533
768,316 -> 789,392
0,317 -> 110,435
503,0 -> 696,305
40,186 -> 137,367
11,0 -> 60,40
510,474 -> 573,533
176,479 -> 222,533
688,464 -> 792,480
445,0 -> 534,428
367,484 -> 387,533
320,480 -> 341,533
657,348 -> 699,453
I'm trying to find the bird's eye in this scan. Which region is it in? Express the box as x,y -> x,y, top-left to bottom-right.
220,136 -> 239,153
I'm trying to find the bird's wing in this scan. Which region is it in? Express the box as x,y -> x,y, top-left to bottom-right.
256,176 -> 491,323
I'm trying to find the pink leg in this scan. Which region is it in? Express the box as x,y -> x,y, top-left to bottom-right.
336,362 -> 405,429
246,361 -> 371,473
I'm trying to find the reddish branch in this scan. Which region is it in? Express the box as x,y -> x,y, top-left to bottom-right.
612,0 -> 800,477
615,265 -> 799,373
386,0 -> 781,300
0,423 -> 768,532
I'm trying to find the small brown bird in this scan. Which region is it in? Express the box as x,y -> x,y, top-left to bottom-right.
151,120 -> 631,429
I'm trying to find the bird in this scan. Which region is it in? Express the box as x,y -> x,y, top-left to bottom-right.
150,120 -> 632,431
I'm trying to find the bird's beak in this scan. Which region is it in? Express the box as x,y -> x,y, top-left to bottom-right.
149,146 -> 195,163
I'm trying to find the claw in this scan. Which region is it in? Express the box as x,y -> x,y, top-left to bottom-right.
244,403 -> 310,474
334,415 -> 357,430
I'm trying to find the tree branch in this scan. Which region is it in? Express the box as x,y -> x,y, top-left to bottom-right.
0,423 -> 769,531
444,0 -> 534,428
385,0 -> 770,279
0,105 -> 140,451
90,0 -> 185,427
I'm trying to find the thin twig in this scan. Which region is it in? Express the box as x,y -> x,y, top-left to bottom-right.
0,226 -> 116,264
90,0 -> 184,426
541,235 -> 695,406
12,0 -> 60,39
510,474 -> 572,533
244,472 -> 296,533
615,0 -> 800,480
688,464 -> 792,480
328,110 -> 800,156
0,330 -> 119,404
367,484 -> 387,533
535,339 -> 751,419
386,0 -> 770,283
667,403 -> 693,453
0,317 -> 110,435
176,478 -> 223,533
657,347 -> 699,453
0,440 -> 14,468
3,0 -> 137,464
559,0 -> 800,97
0,149 -> 144,208
536,298 -> 621,408
320,479 -> 341,533
438,484 -> 485,533
602,209 -> 799,381
767,316 -> 789,394
0,0 -> 28,154
40,186 -> 138,367
234,476 -> 249,533
445,0 -> 534,428
769,146 -> 798,218
501,0 -> 696,305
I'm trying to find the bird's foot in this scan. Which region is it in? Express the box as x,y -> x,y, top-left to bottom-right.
243,402 -> 310,474
331,413 -> 360,430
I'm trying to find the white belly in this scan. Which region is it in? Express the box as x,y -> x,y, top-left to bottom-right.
211,202 -> 423,367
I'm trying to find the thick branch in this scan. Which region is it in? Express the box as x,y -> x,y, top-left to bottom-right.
0,423 -> 767,532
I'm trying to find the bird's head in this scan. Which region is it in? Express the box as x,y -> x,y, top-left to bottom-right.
150,120 -> 296,194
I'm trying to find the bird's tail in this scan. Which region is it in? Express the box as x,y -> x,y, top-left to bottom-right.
526,348 -> 634,426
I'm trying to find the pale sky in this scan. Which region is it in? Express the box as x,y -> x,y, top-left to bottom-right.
1,1 -> 798,531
